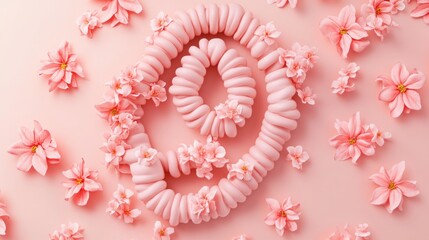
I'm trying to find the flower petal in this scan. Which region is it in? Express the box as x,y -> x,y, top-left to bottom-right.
397,180 -> 420,198
370,187 -> 389,205
388,189 -> 403,213
379,86 -> 399,102
403,90 -> 422,110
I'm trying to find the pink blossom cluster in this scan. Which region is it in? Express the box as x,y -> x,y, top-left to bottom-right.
50,222 -> 84,240
191,186 -> 217,219
214,99 -> 244,124
277,43 -> 318,105
329,223 -> 371,240
332,62 -> 361,95
106,184 -> 141,224
177,136 -> 229,180
227,159 -> 255,181
97,64 -> 167,174
329,112 -> 391,164
264,197 -> 301,236
0,196 -> 8,236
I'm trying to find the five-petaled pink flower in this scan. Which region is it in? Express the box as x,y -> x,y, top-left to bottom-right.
320,5 -> 370,58
191,186 -> 217,219
76,10 -> 102,38
367,123 -> 392,147
143,80 -> 168,107
339,62 -> 360,78
377,63 -> 426,118
355,223 -> 371,240
153,221 -> 175,240
227,159 -> 254,181
329,112 -> 375,163
286,145 -> 310,170
39,41 -> 85,92
99,0 -> 143,27
135,145 -> 158,166
107,184 -> 141,224
62,159 -> 103,206
113,184 -> 134,205
254,22 -> 281,46
151,12 -> 173,33
369,161 -> 419,213
267,0 -> 297,8
215,100 -> 244,124
8,120 -> 61,176
297,87 -> 316,105
0,198 -> 9,236
411,0 -> 429,24
265,197 -> 301,236
50,222 -> 84,240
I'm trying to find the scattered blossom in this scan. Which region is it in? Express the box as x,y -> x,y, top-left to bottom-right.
76,10 -> 102,38
215,100 -> 244,124
254,22 -> 281,46
227,159 -> 254,181
264,197 -> 301,236
286,145 -> 310,170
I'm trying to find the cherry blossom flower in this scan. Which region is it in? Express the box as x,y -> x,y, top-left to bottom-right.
361,0 -> 394,26
329,225 -> 353,240
254,22 -> 281,46
369,161 -> 419,213
153,221 -> 174,240
95,97 -> 136,124
191,186 -> 217,219
50,222 -> 84,240
297,87 -> 316,105
8,120 -> 61,176
215,100 -> 244,124
363,15 -> 389,40
106,200 -> 141,223
377,63 -> 426,118
390,0 -> 406,14
112,112 -> 135,130
355,223 -> 371,240
112,184 -> 134,204
76,10 -> 102,38
62,159 -> 103,206
411,0 -> 429,24
232,234 -> 248,240
101,127 -> 132,174
101,141 -> 126,169
177,143 -> 192,166
0,199 -> 9,236
107,65 -> 148,104
151,12 -> 173,33
332,76 -> 355,95
267,0 -> 297,8
367,123 -> 392,147
39,41 -> 85,92
99,0 -> 143,27
135,145 -> 158,166
264,197 -> 301,236
227,159 -> 254,181
289,43 -> 319,70
320,5 -> 370,58
329,112 -> 375,163
339,62 -> 360,78
286,146 -> 309,170
143,80 -> 167,106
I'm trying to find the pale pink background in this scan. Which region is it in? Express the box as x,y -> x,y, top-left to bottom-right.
0,0 -> 428,239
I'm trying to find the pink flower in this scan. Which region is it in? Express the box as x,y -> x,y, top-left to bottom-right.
50,222 -> 84,240
177,143 -> 192,166
286,145 -> 309,170
232,234 -> 248,240
0,200 -> 9,236
95,97 -> 136,124
227,159 -> 254,181
153,221 -> 174,240
191,186 -> 217,219
151,12 -> 173,33
99,0 -> 143,27
339,62 -> 360,78
214,100 -> 244,124
363,15 -> 389,40
285,57 -> 306,79
39,41 -> 85,92
101,141 -> 126,168
320,5 -> 370,58
254,21 -> 281,46
112,112 -> 136,130
377,63 -> 426,118
264,197 -> 301,236
297,87 -> 316,105
361,0 -> 394,25
367,124 -> 392,147
411,0 -> 429,24
369,161 -> 420,213
106,200 -> 141,223
62,159 -> 103,206
332,76 -> 355,95
143,80 -> 167,107
390,0 -> 406,14
329,225 -> 353,240
76,10 -> 102,38
286,43 -> 319,70
329,112 -> 375,163
355,223 -> 371,240
8,120 -> 60,176
113,184 -> 134,204
135,145 -> 158,166
267,0 -> 297,8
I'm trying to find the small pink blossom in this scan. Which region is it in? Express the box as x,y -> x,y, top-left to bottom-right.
101,127 -> 131,174
390,0 -> 406,14
153,221 -> 174,240
363,15 -> 389,40
135,145 -> 158,166
285,57 -> 306,79
355,223 -> 371,240
227,159 -> 254,181
369,161 -> 419,213
361,0 -> 394,25
254,22 -> 281,46
367,124 -> 392,147
0,198 -> 9,236
297,87 -> 316,105
264,197 -> 301,236
320,5 -> 370,58
232,234 -> 248,240
143,80 -> 167,106
191,186 -> 217,219
177,144 -> 192,166
113,184 -> 134,205
215,100 -> 244,124
95,97 -> 136,124
106,200 -> 141,223
377,63 -> 426,118
50,222 -> 84,240
99,0 -> 143,27
39,41 -> 85,92
107,65 -> 148,104
411,0 -> 429,24
8,120 -> 61,176
329,112 -> 375,163
76,10 -> 102,38
328,225 -> 353,240
101,141 -> 126,168
339,62 -> 360,78
112,112 -> 136,130
267,0 -> 297,8
331,76 -> 355,95
286,145 -> 309,170
62,159 -> 103,206
151,12 -> 173,33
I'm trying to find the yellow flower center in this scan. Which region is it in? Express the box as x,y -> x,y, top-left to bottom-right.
143,152 -> 151,158
278,210 -> 287,218
349,138 -> 357,145
388,182 -> 397,190
31,145 -> 38,153
60,63 -> 67,70
159,229 -> 165,236
111,108 -> 118,116
376,8 -> 382,15
340,28 -> 348,35
241,166 -> 248,172
75,178 -> 84,185
397,84 -> 407,93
